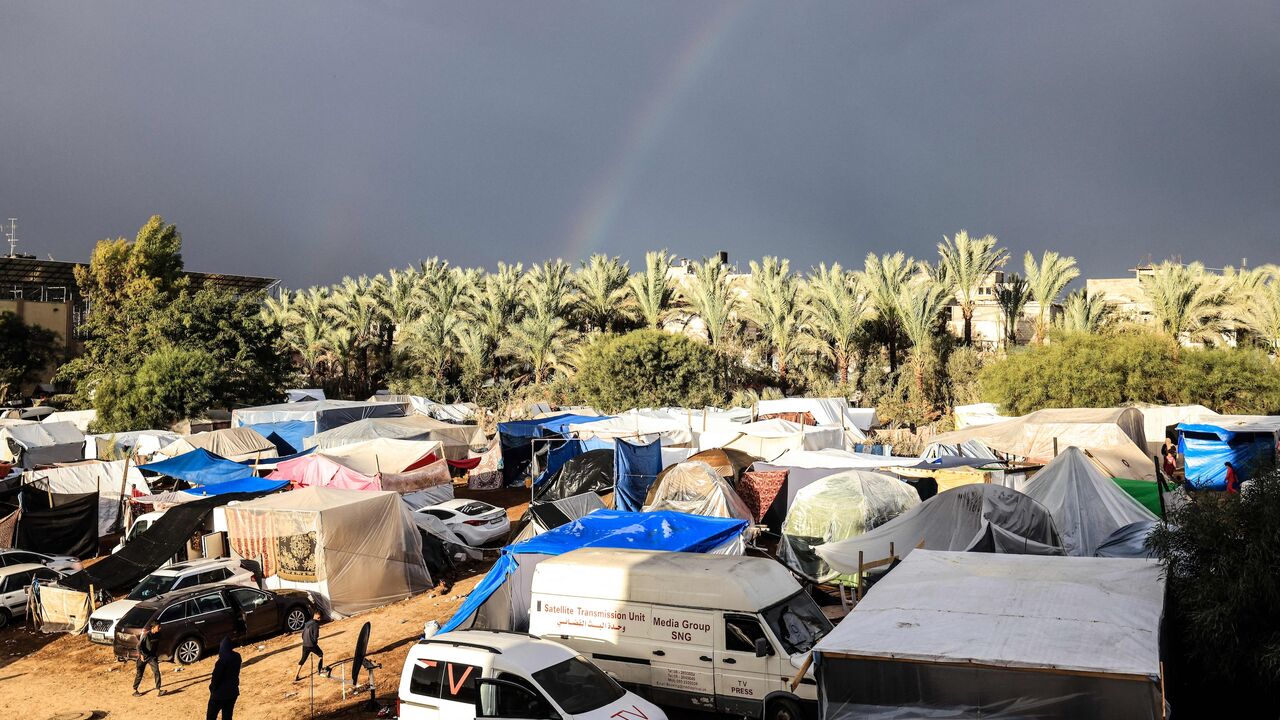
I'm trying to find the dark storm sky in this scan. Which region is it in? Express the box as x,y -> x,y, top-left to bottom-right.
2,1 -> 1278,288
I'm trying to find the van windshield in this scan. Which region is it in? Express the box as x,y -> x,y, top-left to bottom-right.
762,592 -> 832,655
531,655 -> 625,715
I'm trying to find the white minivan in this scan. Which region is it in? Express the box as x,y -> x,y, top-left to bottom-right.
398,630 -> 666,720
526,549 -> 831,720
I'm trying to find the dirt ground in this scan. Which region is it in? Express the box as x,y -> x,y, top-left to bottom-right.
0,484 -> 533,720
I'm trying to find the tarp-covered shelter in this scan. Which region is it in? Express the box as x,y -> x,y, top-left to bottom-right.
497,414 -> 609,485
1,421 -> 85,467
23,459 -> 151,536
1176,415 -> 1280,490
286,388 -> 326,402
756,397 -> 878,431
14,486 -> 98,558
533,449 -> 613,503
369,394 -> 479,423
643,462 -> 754,522
698,419 -> 845,459
307,416 -> 485,460
240,420 -> 313,455
1132,403 -> 1218,453
312,437 -> 442,475
232,399 -> 408,435
225,487 -> 432,616
813,550 -> 1165,720
779,470 -> 921,583
816,484 -> 1064,572
41,409 -> 97,433
613,438 -> 662,512
85,430 -> 180,461
440,509 -> 748,633
659,447 -> 759,485
1022,447 -> 1158,556
569,410 -> 698,447
952,402 -> 1011,429
510,492 -> 607,544
157,427 -> 279,464
930,407 -> 1155,481
268,451 -> 453,500
139,448 -> 260,485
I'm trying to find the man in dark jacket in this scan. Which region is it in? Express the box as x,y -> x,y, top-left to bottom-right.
207,637 -> 241,720
293,611 -> 324,682
133,622 -> 164,696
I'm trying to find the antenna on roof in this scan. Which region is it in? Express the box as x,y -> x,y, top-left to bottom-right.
5,218 -> 16,258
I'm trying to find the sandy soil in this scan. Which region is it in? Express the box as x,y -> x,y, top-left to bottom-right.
0,484 -> 533,720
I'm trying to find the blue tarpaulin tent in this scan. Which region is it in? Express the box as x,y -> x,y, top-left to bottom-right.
1177,422 -> 1277,490
534,439 -> 584,486
242,420 -> 314,455
183,476 -> 290,496
497,414 -> 610,485
138,448 -> 259,486
614,438 -> 662,512
440,509 -> 747,633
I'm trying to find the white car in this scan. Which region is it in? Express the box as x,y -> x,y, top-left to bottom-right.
86,557 -> 258,644
0,549 -> 83,574
416,500 -> 510,547
0,563 -> 64,629
398,630 -> 666,720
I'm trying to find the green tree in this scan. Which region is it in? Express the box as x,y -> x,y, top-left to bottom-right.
678,257 -> 739,349
1058,289 -> 1113,333
1024,250 -> 1079,344
1177,348 -> 1280,415
743,257 -> 802,382
573,330 -> 724,412
575,254 -> 631,332
937,230 -> 1008,346
0,312 -> 60,403
895,278 -> 951,406
1234,265 -> 1280,351
861,252 -> 915,372
800,262 -> 867,386
94,346 -> 221,431
994,273 -> 1031,348
627,250 -> 674,330
1142,261 -> 1227,346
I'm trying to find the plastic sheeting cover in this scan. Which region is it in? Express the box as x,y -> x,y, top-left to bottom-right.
157,427 -> 279,464
1022,447 -> 1157,556
643,461 -> 754,522
232,399 -> 408,432
138,448 -> 258,485
1095,520 -> 1159,559
614,438 -> 662,512
307,416 -> 484,460
532,449 -> 613,503
23,459 -> 151,536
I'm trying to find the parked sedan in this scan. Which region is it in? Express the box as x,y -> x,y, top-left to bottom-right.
0,563 -> 64,628
114,584 -> 318,664
0,549 -> 83,574
415,499 -> 510,547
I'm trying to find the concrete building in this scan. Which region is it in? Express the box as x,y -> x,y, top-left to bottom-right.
1084,265 -> 1157,324
942,270 -> 1057,349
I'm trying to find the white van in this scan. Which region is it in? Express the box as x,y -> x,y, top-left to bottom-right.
526,549 -> 831,720
397,629 -> 665,720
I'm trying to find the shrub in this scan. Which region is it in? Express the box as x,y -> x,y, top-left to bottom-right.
572,330 -> 725,413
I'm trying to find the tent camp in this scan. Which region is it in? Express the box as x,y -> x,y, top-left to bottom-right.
136,449 -> 290,498
697,419 -> 845,459
369,394 -> 479,423
22,460 -> 151,536
1176,415 -> 1280,490
755,397 -> 877,431
156,427 -> 279,464
815,484 -> 1064,572
659,447 -> 759,484
643,461 -> 754,523
1132,403 -> 1218,453
315,437 -> 443,474
267,451 -> 453,500
224,487 -> 432,616
813,550 -> 1165,720
533,449 -> 614,503
237,420 -> 313,455
568,410 -> 698,447
1022,447 -> 1158,556
84,430 -> 180,461
929,407 -> 1155,482
232,399 -> 408,435
778,470 -> 921,583
440,509 -> 748,633
497,414 -> 609,485
510,492 -> 608,544
307,416 -> 485,460
41,409 -> 97,433
0,421 -> 85,467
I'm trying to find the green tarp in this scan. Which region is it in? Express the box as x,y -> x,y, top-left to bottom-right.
1112,478 -> 1161,517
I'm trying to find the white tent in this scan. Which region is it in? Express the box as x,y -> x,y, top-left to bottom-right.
84,430 -> 180,461
41,409 -> 97,433
22,459 -> 151,535
1132,403 -> 1219,453
1022,447 -> 1157,556
698,419 -> 844,459
1,421 -> 85,467
755,397 -> 878,431
307,416 -> 485,460
769,447 -> 925,470
156,427 -> 278,463
813,550 -> 1165,720
952,402 -> 1010,429
232,399 -> 408,433
286,388 -> 326,402
370,394 -> 479,423
568,410 -> 698,447
224,487 -> 432,616
643,461 -> 754,523
318,437 -> 444,475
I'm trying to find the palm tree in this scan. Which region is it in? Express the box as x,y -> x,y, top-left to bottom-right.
500,313 -> 574,385
994,273 -> 1031,348
1141,261 -> 1228,346
1058,289 -> 1114,333
401,265 -> 468,384
800,263 -> 867,386
1224,265 -> 1280,351
861,252 -> 916,372
525,260 -> 575,321
895,277 -> 952,401
1024,251 -> 1080,344
742,257 -> 803,382
574,254 -> 631,332
627,250 -> 674,329
461,262 -> 524,380
327,276 -> 382,395
937,231 -> 1008,346
678,257 -> 739,349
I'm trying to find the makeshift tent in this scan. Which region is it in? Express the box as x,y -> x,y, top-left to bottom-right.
240,420 -> 313,455
467,441 -> 503,490
268,452 -> 453,499
532,449 -> 613,503
85,430 -> 179,461
660,447 -> 759,485
816,484 -> 1064,572
756,397 -> 878,431
1022,447 -> 1158,556
613,438 -> 662,512
568,410 -> 698,447
1176,416 -> 1280,490
1132,403 -> 1218,453
369,394 -> 479,423
952,402 -> 1011,429
232,399 -> 408,434
156,427 -> 279,463
15,486 -> 99,558
441,509 -> 748,633
778,470 -> 921,583
813,550 -> 1165,720
224,487 -> 432,616
736,469 -> 788,522
698,418 -> 845,459
139,447 -> 260,485
509,492 -> 607,544
1095,521 -> 1159,559
1,421 -> 85,467
930,407 -> 1155,481
315,438 -> 443,474
22,459 -> 151,536
286,388 -> 326,402
533,438 -> 584,486
41,409 -> 97,433
307,416 -> 485,460
643,462 -> 754,522
497,414 -> 609,485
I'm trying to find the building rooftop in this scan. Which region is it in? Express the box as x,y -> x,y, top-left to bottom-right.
0,256 -> 277,299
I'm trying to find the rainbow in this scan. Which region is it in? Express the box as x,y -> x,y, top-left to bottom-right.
562,1 -> 751,260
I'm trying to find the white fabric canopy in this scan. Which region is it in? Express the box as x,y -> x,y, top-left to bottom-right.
568,410 -> 697,446
1022,447 -> 1157,557
952,402 -> 1011,429
318,438 -> 444,475
1,421 -> 85,466
756,397 -> 878,431
698,419 -> 845,459
769,448 -> 925,470
41,409 -> 97,433
157,427 -> 278,463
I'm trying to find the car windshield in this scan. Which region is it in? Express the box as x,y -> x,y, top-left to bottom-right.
762,591 -> 832,655
119,606 -> 154,630
127,522 -> 151,543
531,655 -> 625,715
128,575 -> 176,601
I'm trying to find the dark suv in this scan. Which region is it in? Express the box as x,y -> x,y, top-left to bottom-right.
114,584 -> 318,665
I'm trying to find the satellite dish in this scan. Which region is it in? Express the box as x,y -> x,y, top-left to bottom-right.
352,621 -> 372,685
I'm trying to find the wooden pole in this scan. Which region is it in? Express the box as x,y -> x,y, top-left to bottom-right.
788,653 -> 814,692
1053,437 -> 1059,457
116,453 -> 134,534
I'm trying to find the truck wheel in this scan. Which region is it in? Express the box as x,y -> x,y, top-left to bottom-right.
765,697 -> 803,720
285,606 -> 307,632
174,636 -> 204,665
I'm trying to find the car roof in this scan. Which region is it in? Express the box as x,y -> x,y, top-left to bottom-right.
150,557 -> 237,577
413,630 -> 577,671
133,584 -> 238,610
0,563 -> 54,576
0,549 -> 46,556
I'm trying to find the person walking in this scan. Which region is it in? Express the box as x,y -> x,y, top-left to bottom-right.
132,622 -> 164,696
293,611 -> 324,682
1225,461 -> 1242,494
207,637 -> 241,720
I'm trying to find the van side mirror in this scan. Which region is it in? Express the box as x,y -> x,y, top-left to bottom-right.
754,637 -> 772,657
